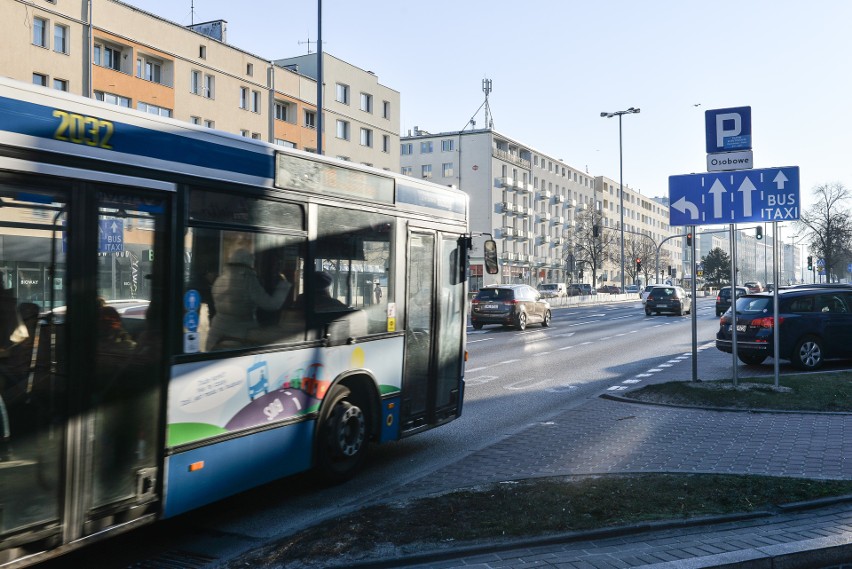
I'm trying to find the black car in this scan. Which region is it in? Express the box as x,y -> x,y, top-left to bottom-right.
644,285 -> 692,316
715,286 -> 852,370
471,285 -> 551,330
715,286 -> 749,317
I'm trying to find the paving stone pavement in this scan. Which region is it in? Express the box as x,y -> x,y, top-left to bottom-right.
361,396 -> 852,569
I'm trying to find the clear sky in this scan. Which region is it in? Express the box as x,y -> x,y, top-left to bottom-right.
128,0 -> 850,211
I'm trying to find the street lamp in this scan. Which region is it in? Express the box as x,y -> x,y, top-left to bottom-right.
600,107 -> 640,292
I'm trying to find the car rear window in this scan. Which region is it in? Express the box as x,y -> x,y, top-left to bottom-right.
476,288 -> 513,301
651,287 -> 675,297
735,297 -> 770,313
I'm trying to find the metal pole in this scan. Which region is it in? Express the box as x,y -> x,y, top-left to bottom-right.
316,0 -> 323,155
772,221 -> 780,387
690,224 -> 698,382
730,224 -> 738,387
618,114 -> 625,293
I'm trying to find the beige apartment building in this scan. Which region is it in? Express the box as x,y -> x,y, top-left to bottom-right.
2,0 -> 399,170
400,128 -> 679,289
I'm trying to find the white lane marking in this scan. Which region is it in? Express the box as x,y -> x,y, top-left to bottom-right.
465,375 -> 498,386
648,368 -> 663,372
467,337 -> 494,344
537,351 -> 552,356
608,385 -> 629,391
658,364 -> 672,368
505,378 -> 554,390
579,341 -> 592,346
466,366 -> 487,373
557,345 -> 574,351
622,379 -> 641,384
499,359 -> 521,365
635,373 -> 653,378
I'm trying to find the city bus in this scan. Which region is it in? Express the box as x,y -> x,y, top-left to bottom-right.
0,77 -> 496,566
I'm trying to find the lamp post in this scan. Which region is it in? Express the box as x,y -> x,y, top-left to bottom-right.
600,107 -> 640,292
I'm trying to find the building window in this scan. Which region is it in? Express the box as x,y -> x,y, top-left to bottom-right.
53,23 -> 68,54
145,60 -> 162,83
33,17 -> 48,48
360,92 -> 373,113
32,73 -> 48,87
251,90 -> 261,113
204,119 -> 215,129
190,116 -> 201,125
420,141 -> 433,153
441,139 -> 455,152
336,120 -> 350,140
95,91 -> 131,107
240,130 -> 250,137
401,166 -> 412,176
239,87 -> 249,109
251,132 -> 261,140
246,63 -> 254,76
360,128 -> 373,147
382,135 -> 390,153
401,143 -> 412,155
382,100 -> 391,119
275,139 -> 296,148
199,45 -> 207,59
304,110 -> 316,129
335,83 -> 349,104
274,101 -> 290,121
203,74 -> 215,99
94,42 -> 122,71
190,70 -> 201,94
137,101 -> 172,117
53,78 -> 68,91
442,162 -> 454,177
421,164 -> 432,179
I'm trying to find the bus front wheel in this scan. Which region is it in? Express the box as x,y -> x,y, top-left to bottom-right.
316,386 -> 369,484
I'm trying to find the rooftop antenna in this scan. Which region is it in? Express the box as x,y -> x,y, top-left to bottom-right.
190,0 -> 195,25
482,78 -> 494,129
298,36 -> 317,54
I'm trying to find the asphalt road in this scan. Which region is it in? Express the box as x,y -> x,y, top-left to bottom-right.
42,296 -> 782,568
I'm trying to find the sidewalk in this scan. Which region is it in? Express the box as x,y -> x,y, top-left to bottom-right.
351,395 -> 852,568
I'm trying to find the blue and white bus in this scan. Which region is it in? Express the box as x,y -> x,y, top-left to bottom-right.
0,77 -> 495,566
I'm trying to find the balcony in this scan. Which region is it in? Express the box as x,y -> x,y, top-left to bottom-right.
541,212 -> 551,222
554,216 -> 564,225
565,199 -> 576,209
518,207 -> 529,217
492,146 -> 531,169
500,177 -> 515,188
541,235 -> 551,244
503,227 -> 515,238
518,183 -> 532,194
554,194 -> 564,203
539,190 -> 552,200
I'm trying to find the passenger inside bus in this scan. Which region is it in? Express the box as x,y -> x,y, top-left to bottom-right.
207,248 -> 291,350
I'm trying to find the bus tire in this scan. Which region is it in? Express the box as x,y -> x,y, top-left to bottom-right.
316,386 -> 369,484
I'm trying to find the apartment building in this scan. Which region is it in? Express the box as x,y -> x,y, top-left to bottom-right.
275,53 -> 400,171
400,128 -> 678,289
3,0 -> 398,170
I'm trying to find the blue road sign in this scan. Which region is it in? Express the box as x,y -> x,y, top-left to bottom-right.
98,219 -> 124,253
668,166 -> 799,227
705,107 -> 752,153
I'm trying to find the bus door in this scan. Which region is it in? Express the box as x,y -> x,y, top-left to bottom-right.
402,231 -> 466,432
0,176 -> 169,557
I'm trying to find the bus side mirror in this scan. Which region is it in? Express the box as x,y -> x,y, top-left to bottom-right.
483,239 -> 499,274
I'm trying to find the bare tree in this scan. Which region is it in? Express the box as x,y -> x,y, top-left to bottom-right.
572,206 -> 616,286
797,183 -> 852,280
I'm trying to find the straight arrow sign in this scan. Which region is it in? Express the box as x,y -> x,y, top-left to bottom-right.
668,166 -> 800,227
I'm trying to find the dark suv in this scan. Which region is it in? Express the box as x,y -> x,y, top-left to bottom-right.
471,285 -> 551,330
715,286 -> 749,317
715,285 -> 852,370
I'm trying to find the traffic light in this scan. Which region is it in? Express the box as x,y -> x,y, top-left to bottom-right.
807,256 -> 813,271
755,226 -> 763,240
636,258 -> 642,271
686,232 -> 692,246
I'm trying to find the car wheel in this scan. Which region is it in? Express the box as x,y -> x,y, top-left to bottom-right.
542,310 -> 551,327
716,310 -> 722,317
516,311 -> 527,330
645,308 -> 651,316
792,335 -> 824,371
315,386 -> 369,484
472,322 -> 483,330
738,353 -> 767,366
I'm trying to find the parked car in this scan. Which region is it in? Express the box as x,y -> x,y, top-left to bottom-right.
744,281 -> 764,293
470,284 -> 552,330
537,282 -> 567,298
597,285 -> 622,294
715,286 -> 749,317
715,285 -> 852,370
624,285 -> 640,294
567,283 -> 595,296
644,285 -> 692,316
